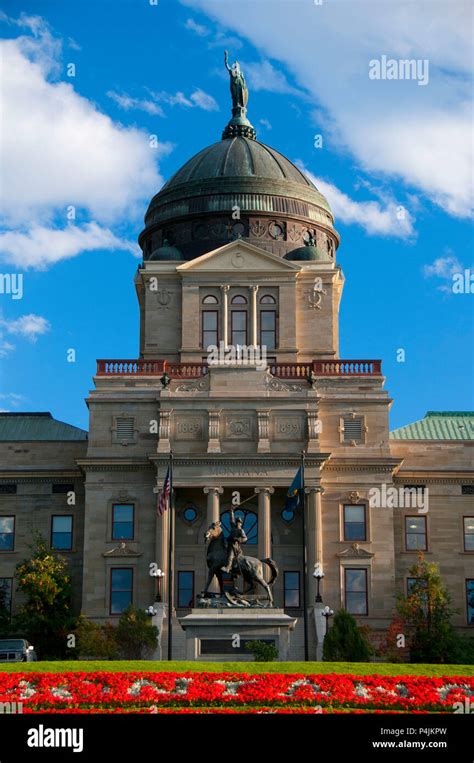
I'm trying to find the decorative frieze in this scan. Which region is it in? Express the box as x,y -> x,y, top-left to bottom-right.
225,416 -> 253,440
175,417 -> 203,440
274,416 -> 302,439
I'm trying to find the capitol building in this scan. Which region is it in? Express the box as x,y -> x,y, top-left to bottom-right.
1,72 -> 473,660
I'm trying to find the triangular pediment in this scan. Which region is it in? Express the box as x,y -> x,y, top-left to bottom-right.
177,240 -> 300,273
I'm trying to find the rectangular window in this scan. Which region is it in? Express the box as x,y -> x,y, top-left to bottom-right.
344,568 -> 368,615
0,517 -> 15,551
405,516 -> 427,551
202,310 -> 218,350
343,417 -> 363,442
462,485 -> 474,495
52,484 -> 74,494
260,310 -> 276,350
0,485 -> 16,494
0,578 -> 12,618
463,517 -> 474,551
284,571 -> 300,608
112,504 -> 134,541
343,505 -> 367,541
177,571 -> 194,607
51,516 -> 73,550
467,580 -> 474,625
110,568 -> 133,615
115,417 -> 135,440
231,310 -> 247,346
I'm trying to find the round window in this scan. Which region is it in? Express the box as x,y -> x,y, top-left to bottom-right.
270,222 -> 284,239
281,508 -> 295,523
183,507 -> 197,522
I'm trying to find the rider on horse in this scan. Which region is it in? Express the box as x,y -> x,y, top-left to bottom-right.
221,509 -> 247,574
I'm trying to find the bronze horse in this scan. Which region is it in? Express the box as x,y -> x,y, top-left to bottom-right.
203,520 -> 278,606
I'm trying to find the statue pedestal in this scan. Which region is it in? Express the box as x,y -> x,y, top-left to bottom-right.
178,608 -> 297,661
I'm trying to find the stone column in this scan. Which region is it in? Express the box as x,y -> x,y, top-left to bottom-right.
305,487 -> 324,596
204,487 -> 224,593
156,497 -> 170,603
220,284 -> 229,348
250,284 -> 259,346
306,486 -> 325,659
204,486 -> 224,525
255,487 -> 274,580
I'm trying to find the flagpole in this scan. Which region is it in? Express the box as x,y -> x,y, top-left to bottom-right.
301,450 -> 309,661
167,450 -> 174,661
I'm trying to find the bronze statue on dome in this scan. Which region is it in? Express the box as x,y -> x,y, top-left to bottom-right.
224,50 -> 248,111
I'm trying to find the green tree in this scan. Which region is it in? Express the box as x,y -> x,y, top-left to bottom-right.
323,609 -> 372,662
397,553 -> 459,663
73,615 -> 118,660
11,533 -> 75,659
0,581 -> 12,638
115,606 -> 158,659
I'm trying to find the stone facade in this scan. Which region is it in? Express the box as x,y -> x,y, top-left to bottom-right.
1,129 -> 473,661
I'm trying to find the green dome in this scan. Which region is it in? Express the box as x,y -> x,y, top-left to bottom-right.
285,245 -> 332,262
142,136 -> 334,231
149,242 -> 184,261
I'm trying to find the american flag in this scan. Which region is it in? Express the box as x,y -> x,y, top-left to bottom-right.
157,467 -> 171,516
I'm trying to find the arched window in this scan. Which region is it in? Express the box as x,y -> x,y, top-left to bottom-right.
220,509 -> 258,545
231,295 -> 247,304
202,295 -> 218,304
260,295 -> 276,304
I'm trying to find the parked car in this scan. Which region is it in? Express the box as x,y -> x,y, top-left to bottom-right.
0,639 -> 37,662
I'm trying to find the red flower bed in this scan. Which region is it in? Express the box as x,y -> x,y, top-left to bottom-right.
0,671 -> 472,714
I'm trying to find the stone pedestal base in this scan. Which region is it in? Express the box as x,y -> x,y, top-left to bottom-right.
178,608 -> 297,662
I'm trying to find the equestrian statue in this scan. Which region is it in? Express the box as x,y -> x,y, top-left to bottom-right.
202,508 -> 278,606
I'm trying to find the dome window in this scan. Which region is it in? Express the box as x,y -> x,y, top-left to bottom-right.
231,295 -> 247,304
202,295 -> 218,304
260,295 -> 276,304
269,222 -> 284,240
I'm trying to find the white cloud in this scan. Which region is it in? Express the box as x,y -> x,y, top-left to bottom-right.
0,314 -> 50,341
423,254 -> 463,279
185,0 -> 473,218
184,18 -> 209,36
190,88 -> 219,111
150,88 -> 219,111
107,90 -> 165,116
0,341 -> 15,358
0,223 -> 138,270
241,60 -> 305,96
259,118 -> 272,130
302,167 -> 415,238
0,393 -> 26,408
0,18 -> 171,269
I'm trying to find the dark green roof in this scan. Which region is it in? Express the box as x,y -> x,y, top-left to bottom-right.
0,413 -> 88,441
390,411 -> 474,440
149,244 -> 184,261
284,245 -> 332,262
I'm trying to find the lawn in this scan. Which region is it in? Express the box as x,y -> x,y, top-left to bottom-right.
0,660 -> 472,676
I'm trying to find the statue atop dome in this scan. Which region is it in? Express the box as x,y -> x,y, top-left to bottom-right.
222,51 -> 256,140
224,50 -> 248,111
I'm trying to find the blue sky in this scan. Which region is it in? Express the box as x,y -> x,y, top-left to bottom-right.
0,0 -> 472,431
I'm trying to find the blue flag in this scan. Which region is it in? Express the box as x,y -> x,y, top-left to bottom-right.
285,466 -> 303,510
